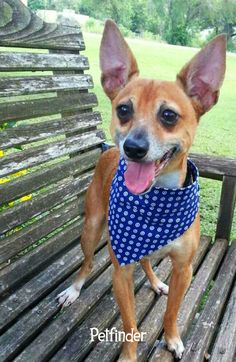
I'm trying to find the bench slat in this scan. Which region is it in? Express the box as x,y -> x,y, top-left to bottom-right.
0,225 -> 93,334
0,129 -> 104,178
52,257 -> 168,362
181,240 -> 236,362
0,148 -> 100,205
0,111 -> 102,149
148,239 -> 228,362
137,243 -> 228,362
189,153 -> 236,179
83,236 -> 211,362
0,171 -> 92,235
14,265 -> 113,362
0,1 -> 85,51
14,261 -> 153,362
0,196 -> 85,264
0,243 -> 109,361
0,74 -> 93,97
51,258 -> 162,362
0,52 -> 89,71
0,92 -> 97,123
0,218 -> 83,299
0,235 -> 209,360
209,274 -> 236,362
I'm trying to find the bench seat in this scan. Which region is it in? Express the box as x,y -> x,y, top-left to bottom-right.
0,236 -> 235,361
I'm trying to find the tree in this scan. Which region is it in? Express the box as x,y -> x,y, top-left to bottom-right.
27,0 -> 236,50
28,0 -> 45,10
201,0 -> 236,38
28,0 -> 81,11
79,0 -> 133,28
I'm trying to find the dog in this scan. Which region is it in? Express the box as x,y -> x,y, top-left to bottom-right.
57,20 -> 226,361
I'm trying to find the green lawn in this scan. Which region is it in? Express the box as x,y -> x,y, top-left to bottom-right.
83,33 -> 236,239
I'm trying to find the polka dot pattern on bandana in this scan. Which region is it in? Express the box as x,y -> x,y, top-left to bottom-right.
108,158 -> 200,266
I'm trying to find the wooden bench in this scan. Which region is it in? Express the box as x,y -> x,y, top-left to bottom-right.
0,1 -> 236,361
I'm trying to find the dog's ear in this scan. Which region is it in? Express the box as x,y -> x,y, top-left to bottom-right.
100,19 -> 139,100
177,35 -> 226,115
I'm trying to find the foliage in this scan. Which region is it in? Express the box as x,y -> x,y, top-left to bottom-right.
28,0 -> 236,50
28,0 -> 45,10
28,0 -> 81,11
83,18 -> 104,34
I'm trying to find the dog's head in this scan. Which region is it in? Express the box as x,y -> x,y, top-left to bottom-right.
100,20 -> 226,194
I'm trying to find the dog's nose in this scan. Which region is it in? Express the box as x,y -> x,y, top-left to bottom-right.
123,138 -> 149,160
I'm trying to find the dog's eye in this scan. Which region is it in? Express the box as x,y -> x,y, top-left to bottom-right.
160,109 -> 179,127
116,103 -> 133,123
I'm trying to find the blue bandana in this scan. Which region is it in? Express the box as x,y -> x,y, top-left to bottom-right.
108,158 -> 200,266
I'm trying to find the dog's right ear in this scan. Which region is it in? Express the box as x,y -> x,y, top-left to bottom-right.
100,19 -> 139,100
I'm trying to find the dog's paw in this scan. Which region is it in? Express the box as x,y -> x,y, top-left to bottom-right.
166,337 -> 185,359
152,280 -> 169,295
57,285 -> 81,307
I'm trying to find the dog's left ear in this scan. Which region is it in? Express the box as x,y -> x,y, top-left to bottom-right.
100,19 -> 139,100
177,35 -> 226,115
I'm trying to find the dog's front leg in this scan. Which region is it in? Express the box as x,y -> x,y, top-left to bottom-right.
164,259 -> 193,359
109,246 -> 138,362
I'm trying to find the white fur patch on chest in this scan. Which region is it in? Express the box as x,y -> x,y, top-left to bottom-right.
155,170 -> 181,189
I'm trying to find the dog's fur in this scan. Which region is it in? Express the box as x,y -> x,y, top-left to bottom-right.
58,21 -> 226,361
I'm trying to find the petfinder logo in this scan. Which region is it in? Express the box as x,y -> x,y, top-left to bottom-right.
90,327 -> 146,342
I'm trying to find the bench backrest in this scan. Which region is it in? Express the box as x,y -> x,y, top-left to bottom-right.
0,0 -> 104,296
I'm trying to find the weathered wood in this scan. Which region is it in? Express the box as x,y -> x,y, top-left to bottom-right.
0,238 -> 109,332
51,258 -> 164,362
216,176 -> 236,240
137,293 -> 168,361
148,239 -> 228,362
0,92 -> 98,123
0,244 -> 109,361
189,153 -> 236,179
0,218 -> 84,298
0,0 -> 85,50
16,258 -> 162,362
136,240 -> 224,362
0,171 -> 92,235
0,148 -> 101,205
0,74 -> 93,97
84,236 -> 211,362
0,52 -> 89,71
0,129 -> 104,178
0,196 -> 85,264
181,240 -> 236,362
210,279 -> 236,362
14,265 -> 114,362
0,111 -> 102,149
0,233 -> 209,361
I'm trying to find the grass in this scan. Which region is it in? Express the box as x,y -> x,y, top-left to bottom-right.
83,32 -> 236,239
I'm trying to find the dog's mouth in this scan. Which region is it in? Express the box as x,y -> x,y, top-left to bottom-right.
124,147 -> 177,194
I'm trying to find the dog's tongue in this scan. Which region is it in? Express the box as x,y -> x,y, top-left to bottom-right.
124,161 -> 155,194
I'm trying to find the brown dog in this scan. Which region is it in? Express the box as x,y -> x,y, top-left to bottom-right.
58,21 -> 226,360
